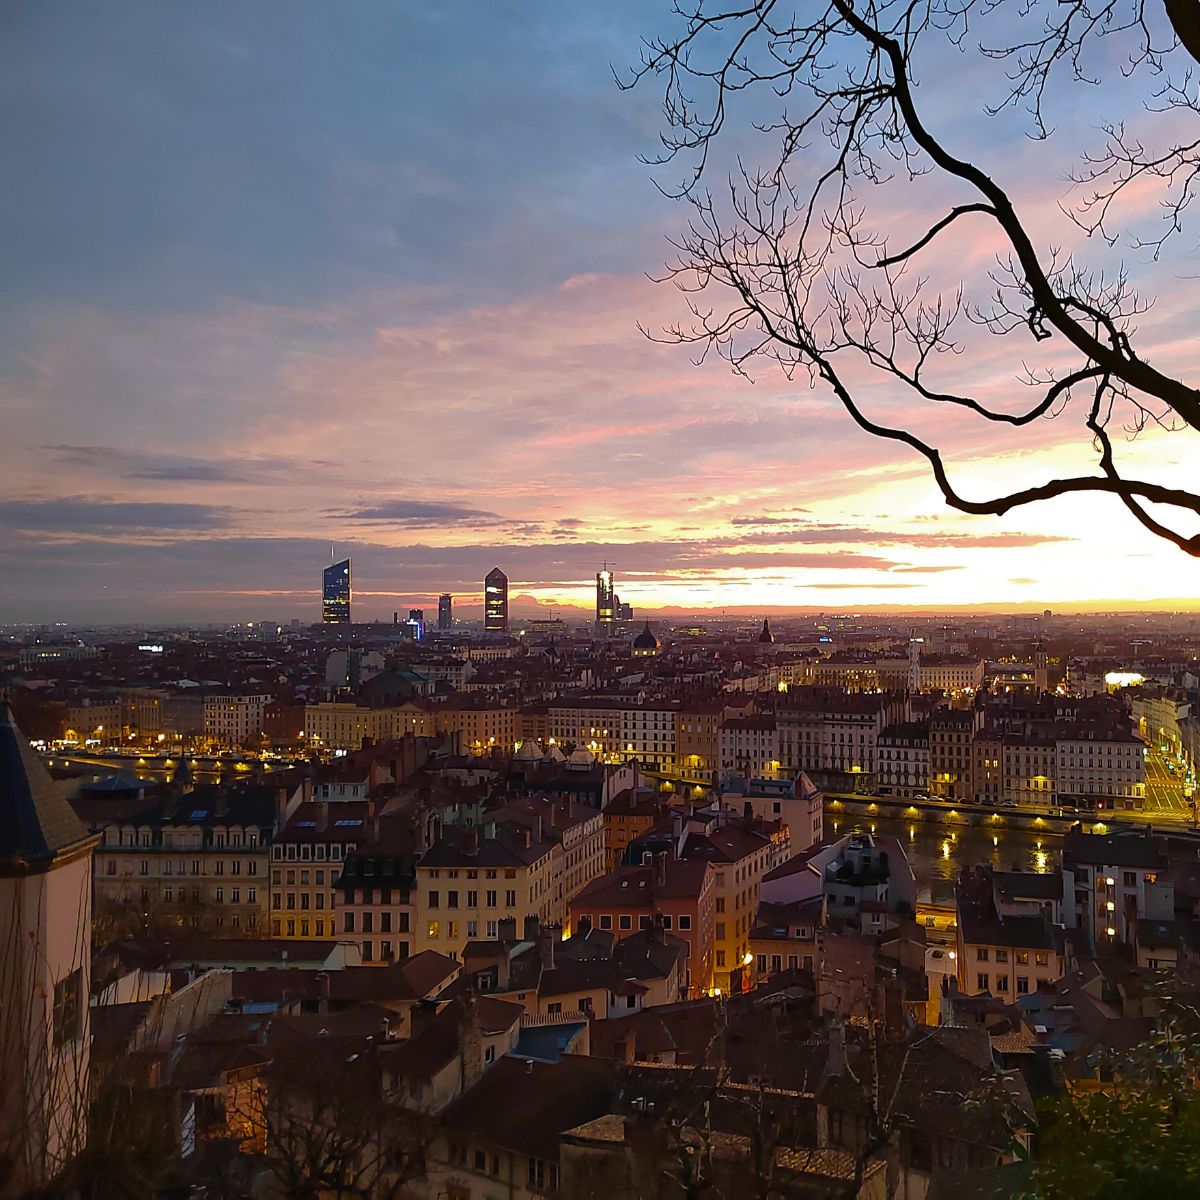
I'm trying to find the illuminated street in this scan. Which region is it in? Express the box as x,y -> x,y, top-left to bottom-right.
1143,747 -> 1195,824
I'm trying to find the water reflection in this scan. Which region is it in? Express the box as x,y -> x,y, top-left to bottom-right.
828,813 -> 1059,906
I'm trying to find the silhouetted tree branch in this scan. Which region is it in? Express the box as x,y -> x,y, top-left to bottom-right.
625,0 -> 1200,552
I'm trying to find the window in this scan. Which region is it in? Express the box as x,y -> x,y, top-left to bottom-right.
678,915 -> 692,931
996,974 -> 1009,993
547,1002 -> 562,1014
717,951 -> 726,968
1016,976 -> 1030,994
362,912 -> 373,933
1016,951 -> 1029,965
619,914 -> 632,931
486,890 -> 497,907
344,912 -> 355,933
53,970 -> 82,1048
995,948 -> 1009,963
448,890 -> 459,908
977,973 -> 989,992
505,890 -> 516,906
428,890 -> 439,908
1124,871 -> 1136,887
1035,952 -> 1048,967
528,1158 -> 551,1190
427,921 -> 440,938
599,914 -> 612,930
976,947 -> 989,962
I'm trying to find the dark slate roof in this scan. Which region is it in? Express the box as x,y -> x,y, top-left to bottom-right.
0,698 -> 94,867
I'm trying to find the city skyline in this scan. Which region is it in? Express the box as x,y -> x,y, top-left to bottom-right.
3,3 -> 1199,623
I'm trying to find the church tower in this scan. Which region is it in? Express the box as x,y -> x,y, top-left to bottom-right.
0,698 -> 98,1190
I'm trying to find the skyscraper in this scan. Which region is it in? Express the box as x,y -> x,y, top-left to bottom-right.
596,564 -> 614,628
484,567 -> 508,632
438,593 -> 453,631
322,558 -> 351,624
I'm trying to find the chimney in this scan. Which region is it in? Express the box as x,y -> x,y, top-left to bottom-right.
539,924 -> 556,970
410,998 -> 439,1037
743,800 -> 754,829
523,915 -> 541,943
459,996 -> 485,1091
465,827 -> 479,857
656,851 -> 668,889
498,916 -> 517,944
522,829 -> 531,850
826,1020 -> 846,1078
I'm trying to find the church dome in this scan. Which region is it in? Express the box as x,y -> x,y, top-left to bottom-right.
633,622 -> 660,651
758,618 -> 775,644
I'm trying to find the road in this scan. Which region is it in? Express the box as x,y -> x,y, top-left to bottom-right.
1142,747 -> 1194,824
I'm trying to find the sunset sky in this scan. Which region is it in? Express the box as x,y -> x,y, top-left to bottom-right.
3,1 -> 1198,623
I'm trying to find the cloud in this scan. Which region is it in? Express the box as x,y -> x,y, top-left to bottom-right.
0,497 -> 232,533
890,565 -> 964,574
330,500 -> 502,525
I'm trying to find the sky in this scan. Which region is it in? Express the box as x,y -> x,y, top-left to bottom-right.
2,0 -> 1199,623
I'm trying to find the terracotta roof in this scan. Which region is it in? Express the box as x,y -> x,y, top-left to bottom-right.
442,1054 -> 617,1160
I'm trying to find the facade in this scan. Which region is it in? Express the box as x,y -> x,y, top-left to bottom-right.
718,715 -> 780,777
413,826 -> 558,959
547,698 -> 679,770
570,858 -> 717,996
876,722 -> 930,794
92,786 -> 273,936
675,700 -> 724,782
438,592 -> 453,631
203,693 -> 270,748
955,865 -> 1066,1003
484,567 -> 508,633
1055,726 -> 1145,808
928,709 -> 978,802
270,801 -> 370,939
322,557 -> 351,624
0,701 -> 99,1190
303,702 -> 401,751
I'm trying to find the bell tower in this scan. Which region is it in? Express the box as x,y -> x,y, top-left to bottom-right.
0,698 -> 98,1190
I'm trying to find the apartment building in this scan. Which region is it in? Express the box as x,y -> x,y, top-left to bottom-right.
434,697 -> 519,754
412,824 -> 558,960
203,693 -> 271,748
876,722 -> 930,794
777,689 -> 889,776
269,800 -> 372,939
1055,725 -> 1145,808
718,715 -> 780,777
928,709 -> 979,802
569,857 -> 717,997
91,783 -> 276,935
302,702 -> 401,751
547,697 -> 679,769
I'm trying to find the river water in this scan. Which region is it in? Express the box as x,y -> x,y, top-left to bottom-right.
825,811 -> 1059,907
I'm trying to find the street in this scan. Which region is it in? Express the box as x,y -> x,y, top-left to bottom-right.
1143,747 -> 1195,824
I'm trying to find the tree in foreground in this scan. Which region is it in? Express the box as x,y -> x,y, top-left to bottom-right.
1026,1013 -> 1200,1200
626,0 -> 1200,552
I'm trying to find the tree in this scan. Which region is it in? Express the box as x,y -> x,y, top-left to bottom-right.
1026,1014 -> 1200,1200
626,1 -> 1200,553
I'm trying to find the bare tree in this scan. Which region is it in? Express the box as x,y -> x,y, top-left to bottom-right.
625,1 -> 1200,552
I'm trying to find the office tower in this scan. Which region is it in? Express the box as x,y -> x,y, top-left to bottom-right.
438,593 -> 453,631
322,558 -> 351,624
407,608 -> 425,641
596,564 -> 614,627
484,567 -> 508,632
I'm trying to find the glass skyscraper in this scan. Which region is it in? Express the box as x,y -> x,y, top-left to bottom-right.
438,593 -> 453,630
596,566 -> 614,626
484,567 -> 507,632
322,558 -> 351,624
